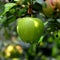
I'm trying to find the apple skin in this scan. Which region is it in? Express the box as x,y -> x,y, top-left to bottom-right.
17,17 -> 44,43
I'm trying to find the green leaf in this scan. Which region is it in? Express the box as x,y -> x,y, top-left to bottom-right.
38,35 -> 45,43
52,45 -> 58,56
0,15 -> 6,23
17,7 -> 27,17
2,3 -> 16,15
7,15 -> 16,24
14,0 -> 25,5
14,0 -> 19,1
56,55 -> 60,60
28,43 -> 36,56
0,2 -> 4,15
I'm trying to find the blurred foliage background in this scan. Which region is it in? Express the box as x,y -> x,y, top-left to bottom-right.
0,0 -> 60,60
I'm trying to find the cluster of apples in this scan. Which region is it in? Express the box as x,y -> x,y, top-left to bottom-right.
3,44 -> 23,58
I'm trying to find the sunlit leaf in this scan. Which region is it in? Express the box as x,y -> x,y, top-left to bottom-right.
14,0 -> 25,5
38,35 -> 45,43
36,0 -> 44,5
2,3 -> 16,15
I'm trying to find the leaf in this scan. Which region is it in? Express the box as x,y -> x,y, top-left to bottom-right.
38,35 -> 45,43
2,3 -> 16,15
14,0 -> 19,1
14,0 -> 25,5
7,15 -> 16,24
28,43 -> 36,56
57,19 -> 60,23
44,21 -> 49,26
52,45 -> 58,56
56,55 -> 60,60
36,0 -> 44,5
17,7 -> 27,17
0,15 -> 6,23
0,2 -> 4,15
